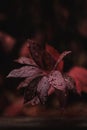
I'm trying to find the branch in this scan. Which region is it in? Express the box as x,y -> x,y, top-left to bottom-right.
53,51 -> 72,70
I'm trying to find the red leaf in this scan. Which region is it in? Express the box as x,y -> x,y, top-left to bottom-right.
14,56 -> 38,67
7,66 -> 44,78
37,76 -> 50,104
29,42 -> 56,71
24,76 -> 42,104
17,73 -> 45,90
46,44 -> 64,71
24,96 -> 40,106
48,70 -> 65,91
68,67 -> 87,94
63,73 -> 76,90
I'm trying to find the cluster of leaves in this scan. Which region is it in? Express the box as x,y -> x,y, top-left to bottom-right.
7,42 -> 76,106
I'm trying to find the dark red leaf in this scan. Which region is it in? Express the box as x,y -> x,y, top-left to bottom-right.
29,42 -> 56,71
24,76 -> 42,104
7,66 -> 44,78
48,70 -> 65,91
63,73 -> 76,91
68,67 -> 87,94
14,57 -> 38,67
17,73 -> 45,90
37,76 -> 50,104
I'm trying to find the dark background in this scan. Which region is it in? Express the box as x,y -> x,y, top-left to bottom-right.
0,0 -> 87,71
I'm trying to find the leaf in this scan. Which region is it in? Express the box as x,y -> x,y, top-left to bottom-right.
68,67 -> 87,94
42,51 -> 56,71
48,70 -> 66,91
63,73 -> 76,90
29,42 -> 45,69
24,96 -> 40,106
14,57 -> 38,67
29,42 -> 56,71
24,76 -> 42,104
37,76 -> 50,104
46,44 -> 64,71
48,86 -> 55,96
17,73 -> 45,90
7,66 -> 44,78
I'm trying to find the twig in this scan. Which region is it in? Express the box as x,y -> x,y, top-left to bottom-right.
53,51 -> 72,70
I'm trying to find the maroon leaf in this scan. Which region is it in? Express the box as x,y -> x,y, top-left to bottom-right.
7,66 -> 44,78
48,70 -> 66,91
24,96 -> 40,106
42,51 -> 56,71
14,57 -> 38,67
68,67 -> 87,94
29,42 -> 56,71
37,76 -> 50,104
63,73 -> 76,91
17,73 -> 45,90
24,76 -> 42,104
